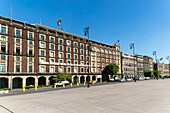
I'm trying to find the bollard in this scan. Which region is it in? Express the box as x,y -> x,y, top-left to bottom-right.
63,84 -> 65,88
35,86 -> 37,91
92,82 -> 94,85
70,83 -> 72,87
23,87 -> 25,92
77,83 -> 79,86
54,84 -> 56,89
84,82 -> 86,86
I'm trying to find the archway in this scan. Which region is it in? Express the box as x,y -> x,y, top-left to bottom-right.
0,78 -> 8,88
38,76 -> 46,85
92,76 -> 96,81
80,76 -> 85,83
13,77 -> 22,88
26,77 -> 35,86
86,76 -> 90,82
49,76 -> 55,85
73,76 -> 78,83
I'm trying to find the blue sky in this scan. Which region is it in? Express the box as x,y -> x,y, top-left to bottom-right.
0,0 -> 170,63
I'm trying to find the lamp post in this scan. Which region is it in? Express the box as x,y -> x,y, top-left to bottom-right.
166,56 -> 170,77
153,51 -> 158,80
129,43 -> 136,82
84,27 -> 90,88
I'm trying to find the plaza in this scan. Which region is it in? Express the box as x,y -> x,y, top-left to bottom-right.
0,79 -> 170,113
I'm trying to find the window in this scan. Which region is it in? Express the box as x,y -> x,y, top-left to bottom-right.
67,54 -> 70,59
74,55 -> 77,60
40,58 -> 44,62
1,55 -> 5,60
87,57 -> 89,61
51,44 -> 54,50
59,53 -> 62,58
29,58 -> 32,62
1,45 -> 6,53
87,51 -> 89,55
16,65 -> 20,72
16,47 -> 20,55
87,46 -> 89,49
67,61 -> 70,64
59,67 -> 62,72
81,56 -> 83,60
67,41 -> 70,45
1,27 -> 6,34
59,40 -> 62,44
16,30 -> 20,37
67,68 -> 70,72
41,35 -> 44,41
81,44 -> 83,48
29,65 -> 32,72
16,39 -> 20,43
59,46 -> 62,51
0,64 -> 5,72
74,49 -> 77,53
29,33 -> 33,39
67,47 -> 70,52
59,60 -> 62,63
41,50 -> 44,56
74,68 -> 77,73
81,50 -> 83,54
29,49 -> 33,56
40,66 -> 44,72
29,41 -> 33,45
50,38 -> 54,42
81,62 -> 83,64
40,42 -> 45,48
16,57 -> 20,61
50,59 -> 54,63
50,67 -> 54,72
81,68 -> 84,72
1,36 -> 6,41
50,52 -> 54,57
75,61 -> 77,64
74,43 -> 77,47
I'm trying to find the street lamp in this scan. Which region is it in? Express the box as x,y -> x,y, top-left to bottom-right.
129,43 -> 136,82
84,27 -> 90,88
153,51 -> 158,80
166,56 -> 170,77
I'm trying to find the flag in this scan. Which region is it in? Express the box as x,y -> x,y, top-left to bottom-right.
57,18 -> 61,26
160,58 -> 163,60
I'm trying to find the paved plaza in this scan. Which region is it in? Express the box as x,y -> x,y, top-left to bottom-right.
0,79 -> 170,113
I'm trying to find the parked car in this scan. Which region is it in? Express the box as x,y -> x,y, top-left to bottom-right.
139,77 -> 145,80
54,81 -> 70,86
109,77 -> 115,82
115,77 -> 120,81
120,78 -> 126,82
145,77 -> 150,80
127,78 -> 133,81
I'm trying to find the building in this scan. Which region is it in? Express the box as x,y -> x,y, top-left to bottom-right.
136,55 -> 144,77
143,56 -> 153,72
0,16 -> 121,89
155,63 -> 170,76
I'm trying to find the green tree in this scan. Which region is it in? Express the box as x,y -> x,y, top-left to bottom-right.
102,64 -> 119,81
53,72 -> 72,82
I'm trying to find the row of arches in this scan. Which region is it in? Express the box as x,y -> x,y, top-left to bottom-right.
73,76 -> 97,83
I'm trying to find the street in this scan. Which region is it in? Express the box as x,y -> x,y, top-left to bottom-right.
0,79 -> 170,113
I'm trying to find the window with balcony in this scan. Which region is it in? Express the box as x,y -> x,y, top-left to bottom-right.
16,30 -> 20,37
0,64 -> 5,72
59,60 -> 62,63
51,44 -> 54,50
1,55 -> 5,60
1,36 -> 6,41
16,57 -> 20,61
50,52 -> 54,57
59,40 -> 62,44
29,33 -> 33,39
75,61 -> 77,64
40,42 -> 45,48
67,68 -> 70,72
16,47 -> 20,55
16,39 -> 20,43
50,38 -> 54,42
74,68 -> 77,73
50,59 -> 54,63
29,41 -> 33,45
59,53 -> 62,58
50,67 -> 54,72
1,45 -> 6,53
29,65 -> 32,72
29,58 -> 32,62
40,58 -> 44,62
1,27 -> 6,34
41,35 -> 44,41
40,66 -> 44,72
67,61 -> 70,64
59,46 -> 62,51
29,49 -> 33,56
41,50 -> 44,56
81,68 -> 84,72
16,65 -> 20,72
59,67 -> 62,72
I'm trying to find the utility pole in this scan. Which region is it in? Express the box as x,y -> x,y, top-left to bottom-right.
130,43 -> 136,82
153,51 -> 158,80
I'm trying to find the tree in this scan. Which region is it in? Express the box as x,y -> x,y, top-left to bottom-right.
102,64 -> 119,81
53,73 -> 72,82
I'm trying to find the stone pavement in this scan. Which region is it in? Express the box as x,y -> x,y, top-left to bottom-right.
0,79 -> 170,113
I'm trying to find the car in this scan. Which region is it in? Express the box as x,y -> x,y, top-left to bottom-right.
127,78 -> 133,81
145,77 -> 150,80
139,77 -> 145,80
109,77 -> 115,82
54,81 -> 70,86
115,77 -> 120,81
120,78 -> 126,82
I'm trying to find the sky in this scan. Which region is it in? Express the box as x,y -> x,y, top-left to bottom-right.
0,0 -> 170,63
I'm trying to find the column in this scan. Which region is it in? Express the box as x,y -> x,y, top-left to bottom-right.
46,76 -> 49,85
78,76 -> 80,83
84,76 -> 87,82
35,77 -> 38,86
8,77 -> 11,89
22,77 -> 26,88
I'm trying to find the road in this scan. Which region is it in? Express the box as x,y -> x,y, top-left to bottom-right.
0,79 -> 170,113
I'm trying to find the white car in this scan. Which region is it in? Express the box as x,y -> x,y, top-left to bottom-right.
109,78 -> 115,82
145,77 -> 150,80
127,78 -> 133,81
120,78 -> 126,82
139,77 -> 145,80
54,81 -> 70,86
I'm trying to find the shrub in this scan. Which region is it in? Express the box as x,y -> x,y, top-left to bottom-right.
0,88 -> 11,91
25,86 -> 34,89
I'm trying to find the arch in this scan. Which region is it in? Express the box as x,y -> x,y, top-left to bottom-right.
73,76 -> 78,83
92,76 -> 96,81
86,76 -> 90,82
0,78 -> 8,88
26,77 -> 35,86
80,76 -> 85,83
102,75 -> 109,82
13,77 -> 22,88
49,76 -> 55,85
38,76 -> 46,85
